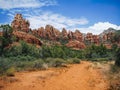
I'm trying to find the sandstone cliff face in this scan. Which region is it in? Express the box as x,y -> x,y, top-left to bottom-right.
11,14 -> 30,32
84,33 -> 100,45
61,28 -> 68,40
32,25 -> 61,40
10,14 -> 118,49
73,30 -> 83,42
66,40 -> 86,50
13,31 -> 42,46
102,32 -> 115,43
11,14 -> 42,46
45,25 -> 61,40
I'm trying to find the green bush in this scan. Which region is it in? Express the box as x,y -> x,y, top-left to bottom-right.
33,60 -> 44,69
6,67 -> 15,76
84,44 -> 110,59
0,57 -> 13,75
66,58 -> 80,64
109,65 -> 120,90
89,58 -> 109,61
115,48 -> 120,67
40,45 -> 84,59
45,58 -> 66,67
72,58 -> 81,64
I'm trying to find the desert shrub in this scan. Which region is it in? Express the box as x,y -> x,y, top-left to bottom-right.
17,61 -> 33,69
20,41 -> 40,57
84,44 -> 110,60
66,58 -> 80,64
53,58 -> 66,67
33,59 -> 45,69
6,67 -> 15,76
45,58 -> 66,67
89,58 -> 109,61
8,55 -> 36,61
0,57 -> 13,75
3,41 -> 40,58
115,48 -> 120,67
4,45 -> 22,57
72,58 -> 81,64
40,45 -> 84,59
110,65 -> 120,73
0,25 -> 13,56
109,65 -> 120,90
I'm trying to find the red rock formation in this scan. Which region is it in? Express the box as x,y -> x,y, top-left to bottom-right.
13,31 -> 42,46
103,43 -> 112,49
9,14 -> 118,49
66,40 -> 86,50
11,14 -> 30,32
102,32 -> 115,43
85,33 -> 93,42
73,30 -> 83,42
61,28 -> 68,40
45,25 -> 61,40
85,33 -> 100,45
92,35 -> 100,45
33,25 -> 61,41
68,31 -> 73,39
0,32 -> 2,36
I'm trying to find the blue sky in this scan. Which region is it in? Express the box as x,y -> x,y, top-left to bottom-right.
0,0 -> 120,34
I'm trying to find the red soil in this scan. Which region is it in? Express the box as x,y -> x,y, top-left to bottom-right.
0,61 -> 108,90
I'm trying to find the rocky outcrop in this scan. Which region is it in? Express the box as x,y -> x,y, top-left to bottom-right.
61,28 -> 68,40
11,14 -> 30,32
0,32 -> 2,36
102,32 -> 115,43
10,14 -> 42,46
66,40 -> 86,50
13,31 -> 42,46
73,30 -> 83,42
32,25 -> 61,40
10,14 -> 118,49
84,33 -> 100,45
45,25 -> 61,40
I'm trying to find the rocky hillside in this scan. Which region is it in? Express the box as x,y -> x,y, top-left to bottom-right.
9,14 -> 119,49
11,14 -> 42,46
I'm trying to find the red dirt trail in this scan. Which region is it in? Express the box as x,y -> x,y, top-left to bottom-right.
0,61 -> 108,90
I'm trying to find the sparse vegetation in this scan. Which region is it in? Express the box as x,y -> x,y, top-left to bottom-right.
1,24 -> 120,90
108,65 -> 120,90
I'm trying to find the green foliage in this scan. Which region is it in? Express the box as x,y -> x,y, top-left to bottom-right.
72,58 -> 81,64
113,30 -> 120,43
33,60 -> 44,69
0,57 -> 13,75
88,58 -> 109,61
66,58 -> 81,64
3,41 -> 40,58
0,24 -> 13,55
45,58 -> 66,67
6,67 -> 15,76
115,48 -> 120,67
112,44 -> 118,51
109,65 -> 120,90
40,45 -> 84,59
84,44 -> 108,59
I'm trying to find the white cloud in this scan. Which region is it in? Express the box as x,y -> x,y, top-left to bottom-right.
26,12 -> 88,30
75,22 -> 120,34
0,0 -> 57,9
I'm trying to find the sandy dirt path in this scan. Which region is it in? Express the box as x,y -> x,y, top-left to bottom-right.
0,61 -> 108,90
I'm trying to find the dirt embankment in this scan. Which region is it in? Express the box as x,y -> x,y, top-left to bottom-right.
0,61 -> 108,90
